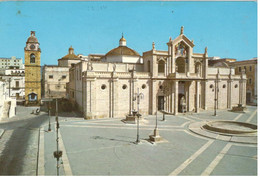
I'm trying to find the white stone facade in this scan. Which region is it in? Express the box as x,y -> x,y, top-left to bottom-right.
69,27 -> 247,119
0,56 -> 24,69
0,80 -> 16,120
42,46 -> 81,99
0,68 -> 25,99
42,66 -> 69,98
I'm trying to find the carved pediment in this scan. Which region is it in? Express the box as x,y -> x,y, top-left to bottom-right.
156,56 -> 167,63
171,34 -> 195,48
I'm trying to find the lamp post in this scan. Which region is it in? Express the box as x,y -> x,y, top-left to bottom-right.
53,98 -> 62,176
48,101 -> 52,131
214,77 -> 219,116
133,88 -> 144,144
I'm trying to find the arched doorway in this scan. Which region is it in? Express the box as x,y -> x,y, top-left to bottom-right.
28,92 -> 38,102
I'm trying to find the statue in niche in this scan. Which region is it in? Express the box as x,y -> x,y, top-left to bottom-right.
196,64 -> 201,74
175,42 -> 187,57
180,96 -> 186,113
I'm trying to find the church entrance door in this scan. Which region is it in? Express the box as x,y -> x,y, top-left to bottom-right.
246,92 -> 251,103
158,96 -> 164,110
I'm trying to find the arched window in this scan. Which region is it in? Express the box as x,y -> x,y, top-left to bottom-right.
30,54 -> 35,63
147,60 -> 150,72
176,57 -> 185,73
158,60 -> 165,73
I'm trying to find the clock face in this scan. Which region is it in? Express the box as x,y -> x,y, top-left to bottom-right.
30,44 -> 35,50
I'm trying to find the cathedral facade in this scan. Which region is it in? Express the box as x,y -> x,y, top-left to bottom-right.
68,27 -> 247,119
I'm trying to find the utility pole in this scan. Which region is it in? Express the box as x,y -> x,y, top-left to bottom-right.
48,101 -> 51,131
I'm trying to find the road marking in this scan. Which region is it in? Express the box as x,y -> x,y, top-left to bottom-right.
61,124 -> 184,132
58,130 -> 73,176
169,140 -> 214,176
233,114 -> 243,121
72,122 -> 187,128
246,110 -> 257,123
183,130 -> 211,141
181,121 -> 191,127
38,128 -> 45,176
201,143 -> 232,176
179,116 -> 195,122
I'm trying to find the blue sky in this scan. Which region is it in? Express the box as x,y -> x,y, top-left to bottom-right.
0,1 -> 257,65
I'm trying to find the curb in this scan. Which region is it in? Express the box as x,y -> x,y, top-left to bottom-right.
0,129 -> 5,138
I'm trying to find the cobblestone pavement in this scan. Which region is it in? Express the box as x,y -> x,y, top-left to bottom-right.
39,106 -> 257,176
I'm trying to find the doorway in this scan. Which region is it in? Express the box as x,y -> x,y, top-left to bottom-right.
246,92 -> 251,103
158,96 -> 164,110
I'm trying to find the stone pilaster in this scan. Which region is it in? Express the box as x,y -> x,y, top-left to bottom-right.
227,80 -> 232,109
167,45 -> 171,74
203,81 -> 208,110
239,80 -> 242,105
150,80 -> 157,115
112,76 -> 119,118
170,81 -> 174,113
90,79 -> 96,117
196,81 -> 200,113
174,80 -> 178,115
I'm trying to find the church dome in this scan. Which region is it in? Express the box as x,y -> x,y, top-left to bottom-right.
105,35 -> 140,57
61,46 -> 80,60
105,46 -> 140,57
26,31 -> 38,43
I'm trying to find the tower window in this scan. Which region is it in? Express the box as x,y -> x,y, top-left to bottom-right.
30,54 -> 35,63
49,75 -> 53,79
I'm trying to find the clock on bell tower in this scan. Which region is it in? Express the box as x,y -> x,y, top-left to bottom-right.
24,31 -> 41,106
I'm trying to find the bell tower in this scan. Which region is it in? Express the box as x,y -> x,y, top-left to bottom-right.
24,31 -> 41,106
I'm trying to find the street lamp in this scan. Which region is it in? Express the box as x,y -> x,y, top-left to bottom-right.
53,98 -> 62,176
48,101 -> 52,131
133,88 -> 144,144
149,96 -> 162,142
214,76 -> 219,116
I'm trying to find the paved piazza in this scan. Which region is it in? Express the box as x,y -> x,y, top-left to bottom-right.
39,106 -> 257,176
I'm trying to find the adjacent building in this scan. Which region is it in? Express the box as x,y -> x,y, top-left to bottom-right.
0,68 -> 25,99
68,27 -> 247,119
0,80 -> 16,120
229,58 -> 257,105
0,56 -> 24,69
42,46 -> 81,99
